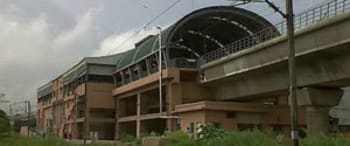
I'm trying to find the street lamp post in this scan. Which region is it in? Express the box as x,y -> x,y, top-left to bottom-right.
229,0 -> 299,145
156,26 -> 163,117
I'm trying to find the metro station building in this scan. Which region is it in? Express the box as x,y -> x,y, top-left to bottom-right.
37,6 -> 312,140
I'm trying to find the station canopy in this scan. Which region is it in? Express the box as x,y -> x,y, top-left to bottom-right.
113,6 -> 276,72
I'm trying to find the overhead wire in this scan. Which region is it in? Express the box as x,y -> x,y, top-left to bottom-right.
106,0 -> 332,55
107,0 -> 182,55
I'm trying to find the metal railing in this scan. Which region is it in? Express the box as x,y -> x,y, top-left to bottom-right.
199,0 -> 350,66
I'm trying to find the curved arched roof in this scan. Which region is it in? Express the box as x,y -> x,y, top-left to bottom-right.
113,6 -> 277,72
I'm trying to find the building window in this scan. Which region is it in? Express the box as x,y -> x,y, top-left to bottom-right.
123,69 -> 131,84
115,73 -> 123,87
131,65 -> 139,81
139,60 -> 148,77
148,55 -> 159,73
190,122 -> 195,134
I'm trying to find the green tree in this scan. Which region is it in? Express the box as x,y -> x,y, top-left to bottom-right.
0,109 -> 10,137
0,109 -> 6,118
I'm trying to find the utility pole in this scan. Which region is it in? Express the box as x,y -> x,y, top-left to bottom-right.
286,1 -> 299,145
229,1 -> 299,145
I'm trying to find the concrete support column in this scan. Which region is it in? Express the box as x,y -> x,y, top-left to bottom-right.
306,106 -> 330,136
298,87 -> 343,137
136,93 -> 141,138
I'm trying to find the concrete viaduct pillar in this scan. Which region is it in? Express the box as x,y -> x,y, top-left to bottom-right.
297,87 -> 343,137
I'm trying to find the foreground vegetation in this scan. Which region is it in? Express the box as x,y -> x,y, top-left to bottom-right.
167,130 -> 350,146
1,131 -> 350,146
1,122 -> 350,146
0,136 -> 117,146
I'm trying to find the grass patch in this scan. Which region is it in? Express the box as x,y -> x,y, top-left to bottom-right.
166,130 -> 350,146
0,136 -> 117,146
301,134 -> 350,146
2,131 -> 350,146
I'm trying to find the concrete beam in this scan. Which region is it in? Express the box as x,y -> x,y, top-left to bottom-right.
297,87 -> 343,106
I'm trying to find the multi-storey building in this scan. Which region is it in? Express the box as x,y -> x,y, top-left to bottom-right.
38,6 -> 310,140
37,54 -> 123,140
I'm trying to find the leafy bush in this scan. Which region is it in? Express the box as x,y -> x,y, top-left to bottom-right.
119,133 -> 141,144
206,130 -> 281,146
301,134 -> 350,146
196,123 -> 225,142
167,131 -> 195,146
167,132 -> 199,146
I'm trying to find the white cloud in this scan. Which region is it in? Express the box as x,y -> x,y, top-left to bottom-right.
93,26 -> 162,56
0,6 -> 102,108
53,8 -> 102,51
0,13 -> 50,68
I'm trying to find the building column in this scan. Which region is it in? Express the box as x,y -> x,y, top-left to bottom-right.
115,97 -> 119,140
298,87 -> 343,137
166,83 -> 176,131
136,93 -> 141,138
85,104 -> 90,140
306,106 -> 330,136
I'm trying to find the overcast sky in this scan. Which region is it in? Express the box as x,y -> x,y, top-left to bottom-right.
0,0 -> 333,110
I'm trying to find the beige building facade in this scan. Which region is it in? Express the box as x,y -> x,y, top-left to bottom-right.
37,54 -> 122,140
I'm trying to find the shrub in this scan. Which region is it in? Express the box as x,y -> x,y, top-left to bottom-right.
119,133 -> 141,144
301,134 -> 350,146
206,130 -> 282,146
196,123 -> 225,142
166,131 -> 201,146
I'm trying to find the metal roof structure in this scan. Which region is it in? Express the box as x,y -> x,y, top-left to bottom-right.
112,6 -> 276,72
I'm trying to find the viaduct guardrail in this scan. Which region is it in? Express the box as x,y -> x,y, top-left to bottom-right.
198,0 -> 350,65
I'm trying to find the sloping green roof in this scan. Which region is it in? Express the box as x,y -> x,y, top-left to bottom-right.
62,53 -> 126,84
37,82 -> 53,98
115,26 -> 174,72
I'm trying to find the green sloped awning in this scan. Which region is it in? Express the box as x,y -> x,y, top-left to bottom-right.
37,82 -> 53,98
114,26 -> 174,72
